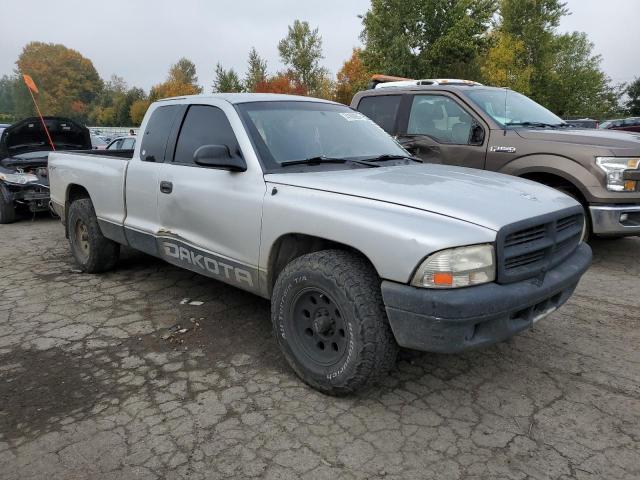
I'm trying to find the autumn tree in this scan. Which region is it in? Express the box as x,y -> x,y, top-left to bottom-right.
244,48 -> 268,92
149,58 -> 202,101
212,63 -> 243,93
129,99 -> 150,125
360,0 -> 497,80
481,32 -> 533,94
334,49 -> 371,105
625,78 -> 640,116
14,42 -> 102,121
255,73 -> 307,96
278,20 -> 328,95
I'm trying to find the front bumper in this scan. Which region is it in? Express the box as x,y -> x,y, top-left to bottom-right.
590,204 -> 640,236
2,182 -> 50,212
381,243 -> 592,353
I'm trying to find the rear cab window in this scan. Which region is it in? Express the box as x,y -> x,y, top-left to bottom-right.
356,95 -> 402,134
140,105 -> 182,162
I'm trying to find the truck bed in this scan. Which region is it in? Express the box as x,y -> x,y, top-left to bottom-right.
48,151 -> 130,227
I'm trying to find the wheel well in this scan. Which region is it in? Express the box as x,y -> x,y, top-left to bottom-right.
520,172 -> 587,206
267,234 -> 377,295
64,184 -> 91,236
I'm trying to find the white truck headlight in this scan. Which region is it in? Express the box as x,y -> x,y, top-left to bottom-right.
595,157 -> 640,192
0,172 -> 39,185
411,244 -> 495,289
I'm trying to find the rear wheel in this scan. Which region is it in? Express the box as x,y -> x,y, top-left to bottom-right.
0,186 -> 16,224
271,250 -> 398,396
67,198 -> 120,273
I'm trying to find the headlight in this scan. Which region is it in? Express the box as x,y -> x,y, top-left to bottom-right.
411,244 -> 495,289
0,172 -> 39,185
595,157 -> 640,192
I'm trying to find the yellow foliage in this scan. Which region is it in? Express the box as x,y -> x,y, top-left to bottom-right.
481,32 -> 533,95
129,99 -> 151,126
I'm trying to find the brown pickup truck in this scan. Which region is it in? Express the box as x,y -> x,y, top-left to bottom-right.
351,79 -> 640,239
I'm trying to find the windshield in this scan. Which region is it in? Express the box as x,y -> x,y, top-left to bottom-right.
466,89 -> 564,128
236,101 -> 408,170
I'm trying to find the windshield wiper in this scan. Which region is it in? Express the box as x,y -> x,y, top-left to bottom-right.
505,121 -> 567,129
363,154 -> 423,163
280,156 -> 380,168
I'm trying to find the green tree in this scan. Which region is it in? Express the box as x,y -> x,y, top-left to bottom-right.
547,32 -> 620,118
481,32 -> 533,94
278,20 -> 327,94
212,63 -> 243,93
498,0 -> 568,106
0,75 -> 18,121
14,42 -> 103,121
149,58 -> 203,101
626,78 -> 640,116
89,75 -> 147,126
360,0 -> 497,80
244,47 -> 268,92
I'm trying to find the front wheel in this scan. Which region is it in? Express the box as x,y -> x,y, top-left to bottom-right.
67,198 -> 120,273
271,250 -> 398,396
0,186 -> 16,224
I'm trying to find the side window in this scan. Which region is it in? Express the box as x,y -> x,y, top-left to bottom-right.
121,138 -> 135,150
107,139 -> 123,150
407,95 -> 474,145
140,105 -> 181,162
356,95 -> 402,134
173,105 -> 240,166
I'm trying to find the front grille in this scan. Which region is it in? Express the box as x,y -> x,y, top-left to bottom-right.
496,207 -> 584,284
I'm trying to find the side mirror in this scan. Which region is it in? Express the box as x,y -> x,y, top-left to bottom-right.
469,123 -> 485,146
193,144 -> 246,172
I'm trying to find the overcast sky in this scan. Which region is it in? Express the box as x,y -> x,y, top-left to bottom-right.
1,0 -> 638,92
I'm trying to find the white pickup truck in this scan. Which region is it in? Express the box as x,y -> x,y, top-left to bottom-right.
49,94 -> 591,395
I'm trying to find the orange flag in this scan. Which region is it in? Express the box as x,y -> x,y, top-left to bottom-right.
23,74 -> 39,94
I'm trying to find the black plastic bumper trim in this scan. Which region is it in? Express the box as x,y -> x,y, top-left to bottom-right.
381,243 -> 592,353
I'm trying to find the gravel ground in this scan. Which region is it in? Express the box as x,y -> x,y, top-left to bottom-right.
0,217 -> 638,480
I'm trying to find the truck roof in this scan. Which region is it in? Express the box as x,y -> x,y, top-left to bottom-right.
157,93 -> 338,105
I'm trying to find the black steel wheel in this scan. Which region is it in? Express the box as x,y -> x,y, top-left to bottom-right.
290,288 -> 349,366
272,250 -> 398,396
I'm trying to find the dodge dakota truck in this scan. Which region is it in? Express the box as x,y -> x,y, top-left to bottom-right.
49,94 -> 592,395
352,79 -> 640,240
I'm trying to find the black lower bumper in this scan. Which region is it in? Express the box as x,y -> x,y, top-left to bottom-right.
381,243 -> 592,353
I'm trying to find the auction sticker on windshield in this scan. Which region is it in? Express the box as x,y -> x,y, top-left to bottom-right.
339,112 -> 368,121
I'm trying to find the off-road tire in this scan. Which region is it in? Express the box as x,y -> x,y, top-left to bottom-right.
67,198 -> 120,273
272,249 -> 398,396
0,186 -> 16,224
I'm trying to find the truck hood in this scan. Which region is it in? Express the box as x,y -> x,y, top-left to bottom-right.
265,164 -> 578,231
515,127 -> 640,155
0,116 -> 91,160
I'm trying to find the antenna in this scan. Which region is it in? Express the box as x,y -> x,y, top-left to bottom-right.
503,87 -> 508,136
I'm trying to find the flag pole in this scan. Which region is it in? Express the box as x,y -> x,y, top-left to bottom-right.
23,75 -> 55,151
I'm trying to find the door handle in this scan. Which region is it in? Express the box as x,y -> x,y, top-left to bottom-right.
160,181 -> 173,194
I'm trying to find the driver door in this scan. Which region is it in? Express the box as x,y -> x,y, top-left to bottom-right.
396,94 -> 488,169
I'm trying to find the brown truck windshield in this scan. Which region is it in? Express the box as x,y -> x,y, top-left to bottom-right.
466,89 -> 565,128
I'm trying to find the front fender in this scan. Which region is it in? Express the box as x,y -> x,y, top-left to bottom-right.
260,184 -> 496,285
497,154 -> 600,202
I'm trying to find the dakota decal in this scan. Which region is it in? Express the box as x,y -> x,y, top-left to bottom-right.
160,240 -> 255,288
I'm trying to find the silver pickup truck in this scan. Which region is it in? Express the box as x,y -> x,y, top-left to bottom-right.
49,94 -> 592,395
